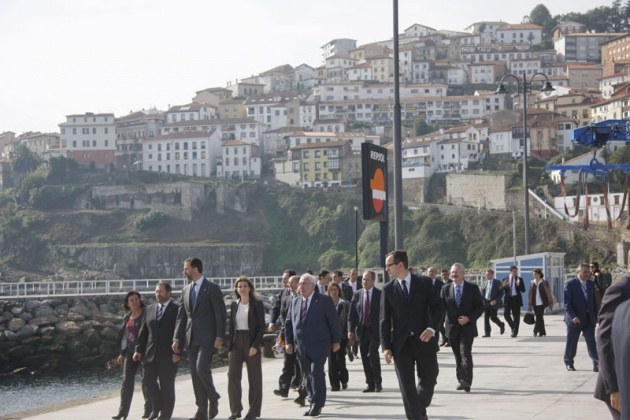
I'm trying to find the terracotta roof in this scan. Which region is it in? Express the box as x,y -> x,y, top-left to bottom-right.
222,140 -> 253,147
151,131 -> 216,140
164,117 -> 258,127
497,23 -> 543,30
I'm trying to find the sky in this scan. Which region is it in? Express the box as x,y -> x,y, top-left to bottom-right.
0,0 -> 608,134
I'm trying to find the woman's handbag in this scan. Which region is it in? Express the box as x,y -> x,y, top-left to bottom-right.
523,311 -> 535,325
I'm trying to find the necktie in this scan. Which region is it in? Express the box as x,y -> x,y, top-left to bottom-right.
486,281 -> 492,300
456,285 -> 462,307
157,304 -> 164,322
190,283 -> 197,311
511,277 -> 516,296
300,298 -> 308,324
364,290 -> 371,327
401,279 -> 409,299
581,281 -> 588,300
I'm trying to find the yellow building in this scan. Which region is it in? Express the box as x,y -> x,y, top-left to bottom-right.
291,140 -> 352,188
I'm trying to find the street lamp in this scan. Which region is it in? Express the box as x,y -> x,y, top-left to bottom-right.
496,72 -> 554,255
354,206 -> 359,270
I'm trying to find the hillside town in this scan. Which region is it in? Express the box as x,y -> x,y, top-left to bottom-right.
2,17 -> 630,216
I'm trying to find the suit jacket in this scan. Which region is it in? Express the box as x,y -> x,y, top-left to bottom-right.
481,279 -> 504,308
117,310 -> 146,357
348,287 -> 381,354
380,274 -> 444,356
343,277 -> 363,298
564,276 -> 598,326
279,293 -> 297,341
270,288 -> 290,325
502,275 -> 526,306
285,292 -> 341,361
135,300 -> 178,364
174,277 -> 227,348
612,298 -> 630,417
594,274 -> 630,403
228,298 -> 265,351
528,280 -> 552,309
341,283 -> 354,303
441,281 -> 484,340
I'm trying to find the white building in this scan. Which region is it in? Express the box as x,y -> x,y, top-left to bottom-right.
58,112 -> 116,169
165,102 -> 215,124
496,23 -> 543,46
216,140 -> 261,180
321,39 -> 357,61
463,21 -> 508,44
142,130 -> 222,177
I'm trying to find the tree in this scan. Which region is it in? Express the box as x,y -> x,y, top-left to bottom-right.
11,144 -> 40,173
607,145 -> 630,185
414,118 -> 437,136
525,4 -> 555,38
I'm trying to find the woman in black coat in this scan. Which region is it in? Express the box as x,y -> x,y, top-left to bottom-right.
113,291 -> 152,420
227,276 -> 266,420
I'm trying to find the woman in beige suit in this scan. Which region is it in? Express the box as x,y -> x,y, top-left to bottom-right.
227,276 -> 265,420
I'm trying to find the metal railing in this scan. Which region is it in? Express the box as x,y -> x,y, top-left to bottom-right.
0,276 -> 285,299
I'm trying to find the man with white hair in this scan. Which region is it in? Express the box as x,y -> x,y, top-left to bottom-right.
285,273 -> 341,417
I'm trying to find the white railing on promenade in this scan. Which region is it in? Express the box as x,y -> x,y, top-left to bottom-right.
0,276 -> 285,299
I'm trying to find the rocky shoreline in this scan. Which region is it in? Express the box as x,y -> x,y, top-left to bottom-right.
0,289 -> 277,377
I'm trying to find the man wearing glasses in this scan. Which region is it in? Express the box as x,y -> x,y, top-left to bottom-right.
380,250 -> 443,420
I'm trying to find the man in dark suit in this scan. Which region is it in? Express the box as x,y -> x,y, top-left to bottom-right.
333,270 -> 353,302
274,274 -> 303,399
439,269 -> 452,347
134,282 -> 180,420
611,298 -> 630,418
268,269 -> 296,333
564,263 -> 599,372
502,265 -> 526,337
173,257 -> 227,420
348,269 -> 382,393
316,269 -> 330,294
380,250 -> 444,420
481,269 -> 505,337
344,268 -> 363,360
285,273 -> 341,417
594,271 -> 630,419
441,263 -> 484,393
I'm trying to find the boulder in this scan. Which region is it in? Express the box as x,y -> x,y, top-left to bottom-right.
29,315 -> 60,326
66,312 -> 85,322
55,303 -> 69,314
34,306 -> 57,318
54,321 -> 81,336
13,324 -> 39,340
91,311 -> 120,323
42,299 -> 63,307
69,305 -> 91,317
100,326 -> 119,341
0,311 -> 13,323
18,312 -> 33,321
8,317 -> 26,332
10,307 -> 24,315
24,300 -> 42,311
6,345 -> 35,358
67,340 -> 92,359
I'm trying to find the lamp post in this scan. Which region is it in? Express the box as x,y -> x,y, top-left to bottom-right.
496,72 -> 554,255
354,206 -> 359,270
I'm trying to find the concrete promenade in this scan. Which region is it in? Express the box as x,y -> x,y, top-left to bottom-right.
17,314 -> 608,420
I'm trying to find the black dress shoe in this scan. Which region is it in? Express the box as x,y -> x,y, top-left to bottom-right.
112,415 -> 127,420
330,386 -> 340,391
304,406 -> 322,416
148,412 -> 160,420
228,414 -> 241,420
566,364 -> 576,371
444,342 -> 451,347
347,352 -> 354,362
243,415 -> 256,420
342,382 -> 348,390
362,386 -> 376,392
500,323 -> 505,335
273,389 -> 288,397
511,331 -> 517,338
190,414 -> 208,420
459,380 -> 471,392
482,333 -> 490,337
294,396 -> 306,406
593,365 -> 599,372
375,383 -> 382,392
209,404 -> 219,420
143,411 -> 152,419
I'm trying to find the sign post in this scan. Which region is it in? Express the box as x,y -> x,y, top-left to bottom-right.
362,143 -> 389,269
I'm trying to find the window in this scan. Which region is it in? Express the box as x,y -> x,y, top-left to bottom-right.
242,157 -> 246,165
315,151 -> 321,158
304,151 -> 310,158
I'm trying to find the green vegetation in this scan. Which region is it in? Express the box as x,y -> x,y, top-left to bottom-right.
134,211 -> 169,231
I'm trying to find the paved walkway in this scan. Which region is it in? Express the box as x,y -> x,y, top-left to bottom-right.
16,314 -> 608,420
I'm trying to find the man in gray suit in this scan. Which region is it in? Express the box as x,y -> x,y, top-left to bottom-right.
481,269 -> 505,337
173,257 -> 227,420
